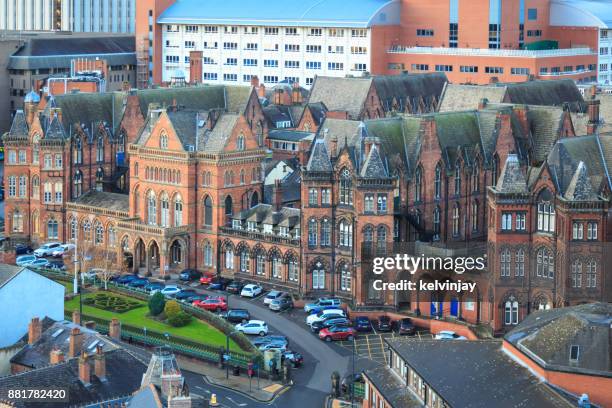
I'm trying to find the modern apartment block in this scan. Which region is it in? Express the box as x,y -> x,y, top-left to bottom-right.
0,0 -> 135,32
138,0 -> 611,88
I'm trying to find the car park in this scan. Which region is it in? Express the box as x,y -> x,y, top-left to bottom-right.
29,259 -> 50,268
179,269 -> 202,282
16,255 -> 37,266
144,282 -> 165,292
193,297 -> 227,312
397,318 -> 417,335
51,243 -> 75,258
174,289 -> 198,301
319,326 -> 356,342
82,269 -> 103,280
47,261 -> 66,272
306,309 -> 346,326
263,290 -> 285,305
208,277 -> 232,290
186,294 -> 208,303
258,341 -> 287,352
240,284 -> 263,298
282,350 -> 303,368
235,320 -> 268,336
304,298 -> 342,314
33,242 -> 61,257
376,316 -> 393,332
226,280 -> 244,294
159,285 -> 181,297
127,278 -> 150,288
269,296 -> 293,311
310,317 -> 351,333
199,273 -> 215,285
116,274 -> 139,284
354,316 -> 373,332
14,244 -> 33,255
222,309 -> 251,323
435,330 -> 467,340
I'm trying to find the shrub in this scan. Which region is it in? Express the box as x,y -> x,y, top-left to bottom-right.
167,311 -> 192,327
148,292 -> 166,316
84,293 -> 140,313
164,300 -> 181,318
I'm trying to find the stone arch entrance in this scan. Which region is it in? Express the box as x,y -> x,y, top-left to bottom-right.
170,239 -> 186,271
134,238 -> 146,273
148,240 -> 160,275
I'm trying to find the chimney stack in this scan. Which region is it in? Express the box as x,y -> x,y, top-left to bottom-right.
274,180 -> 283,211
50,348 -> 64,364
84,321 -> 96,330
72,310 -> 81,326
189,50 -> 203,85
328,133 -> 337,158
78,352 -> 91,385
258,83 -> 266,99
250,75 -> 260,88
94,345 -> 106,381
292,82 -> 303,105
69,327 -> 83,358
109,318 -> 121,339
28,317 -> 42,345
587,99 -> 600,135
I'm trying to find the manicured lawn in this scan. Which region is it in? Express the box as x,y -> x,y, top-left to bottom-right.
65,291 -> 240,350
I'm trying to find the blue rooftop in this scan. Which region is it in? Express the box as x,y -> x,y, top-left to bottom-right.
158,0 -> 400,28
551,0 -> 612,28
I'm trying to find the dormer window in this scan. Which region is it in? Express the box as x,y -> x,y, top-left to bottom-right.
263,224 -> 273,234
237,134 -> 245,151
160,132 -> 168,149
279,226 -> 289,237
232,219 -> 242,229
247,221 -> 257,232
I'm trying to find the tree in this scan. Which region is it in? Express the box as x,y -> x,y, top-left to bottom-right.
148,292 -> 165,316
85,246 -> 117,290
164,300 -> 181,318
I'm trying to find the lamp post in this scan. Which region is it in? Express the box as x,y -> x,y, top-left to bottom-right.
226,328 -> 238,379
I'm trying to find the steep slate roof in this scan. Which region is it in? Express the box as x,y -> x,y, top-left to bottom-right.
7,110 -> 29,139
433,112 -> 483,168
496,154 -> 528,193
373,73 -> 447,113
439,84 -> 506,112
166,110 -> 208,150
504,80 -> 585,111
199,113 -> 239,153
268,129 -> 315,142
564,161 -> 598,200
306,138 -> 332,171
363,365 -> 421,408
0,349 -> 147,408
505,303 -> 612,376
526,106 -> 565,163
52,92 -> 125,134
571,93 -> 612,135
134,86 -> 229,117
0,264 -> 25,288
73,191 -> 129,213
44,115 -> 67,139
302,102 -> 328,125
308,76 -> 372,118
386,339 -> 574,408
360,144 -> 388,178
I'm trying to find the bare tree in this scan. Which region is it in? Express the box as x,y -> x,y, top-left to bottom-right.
86,246 -> 117,290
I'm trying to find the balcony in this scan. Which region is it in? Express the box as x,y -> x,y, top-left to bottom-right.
539,68 -> 594,77
387,46 -> 595,58
220,226 -> 300,247
117,217 -> 191,238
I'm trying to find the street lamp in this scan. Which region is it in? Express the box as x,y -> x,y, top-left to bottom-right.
226,329 -> 239,379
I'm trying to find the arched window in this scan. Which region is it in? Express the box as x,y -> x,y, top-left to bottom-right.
31,211 -> 39,234
433,206 -> 441,240
340,263 -> 351,292
108,225 -> 116,247
452,203 -> 460,236
224,195 -> 233,216
492,154 -> 500,186
224,243 -> 234,270
73,171 -> 83,198
308,219 -> 318,247
472,161 -> 480,192
454,161 -> 461,196
224,171 -> 231,186
94,222 -> 104,245
312,260 -> 325,289
171,241 -> 182,264
434,164 -> 442,199
160,193 -> 169,227
271,252 -> 282,279
147,191 -> 157,225
500,248 -> 511,276
504,298 -> 519,325
288,255 -> 299,282
256,249 -> 266,276
133,186 -> 140,214
47,218 -> 58,239
237,134 -> 245,151
536,190 -> 555,233
118,132 -> 125,153
571,259 -> 582,288
174,194 -> 183,226
204,243 -> 213,267
83,221 -> 92,241
70,218 -> 77,240
240,169 -> 245,185
339,168 -> 353,205
73,137 -> 82,164
96,134 -> 104,162
95,168 -> 104,191
160,132 -> 168,149
364,225 -> 373,242
18,175 -> 27,198
471,200 -> 479,231
12,210 -> 23,232
586,260 -> 597,288
240,248 -> 250,272
515,248 -> 525,276
536,247 -> 554,278
31,175 -> 40,199
415,166 -> 423,202
32,135 -> 40,164
204,196 -> 213,226
339,220 -> 353,248
320,219 -> 331,247
376,225 -> 387,253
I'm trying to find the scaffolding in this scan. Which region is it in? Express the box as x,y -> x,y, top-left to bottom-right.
136,36 -> 150,89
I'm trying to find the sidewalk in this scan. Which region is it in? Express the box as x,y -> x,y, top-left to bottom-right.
176,355 -> 290,402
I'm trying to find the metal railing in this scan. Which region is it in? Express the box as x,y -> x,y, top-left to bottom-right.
388,46 -> 595,58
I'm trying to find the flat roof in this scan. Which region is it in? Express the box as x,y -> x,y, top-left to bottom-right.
158,0 -> 400,28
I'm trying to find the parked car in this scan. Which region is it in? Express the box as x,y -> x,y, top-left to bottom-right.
16,255 -> 37,266
240,284 -> 263,298
235,320 -> 268,336
226,280 -> 244,294
304,298 -> 342,314
47,261 -> 66,272
179,269 -> 202,282
186,294 -> 209,303
199,273 -> 215,285
282,350 -> 304,368
14,244 -> 33,255
222,309 -> 251,324
306,309 -> 346,326
258,341 -> 287,352
263,290 -> 285,305
33,242 -> 61,257
435,330 -> 467,340
319,326 -> 356,342
51,243 -> 75,258
28,259 -> 50,268
160,285 -> 181,297
145,282 -> 165,292
82,268 -> 104,280
127,278 -> 150,288
354,316 -> 373,332
116,274 -> 139,284
397,318 -> 417,336
193,297 -> 228,312
209,277 -> 232,290
310,317 -> 352,333
250,335 -> 289,349
269,296 -> 293,312
376,316 -> 393,332
175,289 -> 198,301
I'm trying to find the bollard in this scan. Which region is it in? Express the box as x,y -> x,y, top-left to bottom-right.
210,393 -> 219,407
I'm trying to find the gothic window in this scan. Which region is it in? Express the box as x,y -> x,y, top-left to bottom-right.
204,243 -> 213,267
54,182 -> 62,203
376,225 -> 387,252
70,218 -> 77,240
94,222 -> 104,245
18,175 -> 27,198
586,260 -> 597,288
95,168 -> 104,191
47,218 -> 58,239
73,137 -> 82,164
454,161 -> 461,196
492,154 -> 500,186
472,161 -> 480,192
108,225 -> 116,246
237,134 -> 245,151
471,200 -> 479,231
434,164 -> 442,199
271,253 -> 282,279
8,176 -> 16,197
32,175 -> 40,199
240,248 -> 250,272
308,219 -> 318,247
43,182 -> 52,203
204,196 -> 213,226
96,134 -> 104,162
340,263 -> 351,291
288,256 -> 299,282
174,194 -> 183,226
32,135 -> 40,164
118,132 -> 125,153
433,206 -> 441,240
452,203 -> 460,236
415,166 -> 423,202
83,221 -> 92,241
160,193 -> 170,227
160,132 -> 168,149
224,195 -> 233,216
73,171 -> 83,198
504,298 -> 519,325
31,211 -> 39,234
224,171 -> 231,186
536,190 -> 555,233
500,248 -> 511,276
339,168 -> 353,205
515,248 -> 525,276
364,225 -> 373,242
225,245 -> 234,270
12,210 -> 23,232
240,169 -> 245,185
147,191 -> 157,225
571,259 -> 582,288
312,262 -> 325,289
256,251 -> 265,275
536,247 -> 554,278
339,220 -> 352,248
320,219 -> 331,246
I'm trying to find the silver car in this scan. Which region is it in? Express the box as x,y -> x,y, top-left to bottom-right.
269,296 -> 293,311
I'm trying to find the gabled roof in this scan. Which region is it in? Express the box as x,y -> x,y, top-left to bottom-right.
7,110 -> 29,139
564,161 -> 598,200
504,80 -> 585,111
373,73 -> 447,114
308,77 -> 372,118
0,264 -> 25,289
44,115 -> 67,140
496,154 -> 528,193
199,113 -> 240,153
166,109 -> 208,150
73,191 -> 129,213
306,138 -> 332,172
439,84 -> 506,112
360,144 -> 388,178
527,106 -> 566,164
52,92 -> 125,135
134,86 -> 229,117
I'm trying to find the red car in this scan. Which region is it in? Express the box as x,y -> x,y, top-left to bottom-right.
319,326 -> 356,342
199,273 -> 215,285
193,298 -> 227,312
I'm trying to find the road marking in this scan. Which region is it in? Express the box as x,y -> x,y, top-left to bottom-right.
365,334 -> 372,360
226,396 -> 248,406
195,386 -> 211,394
